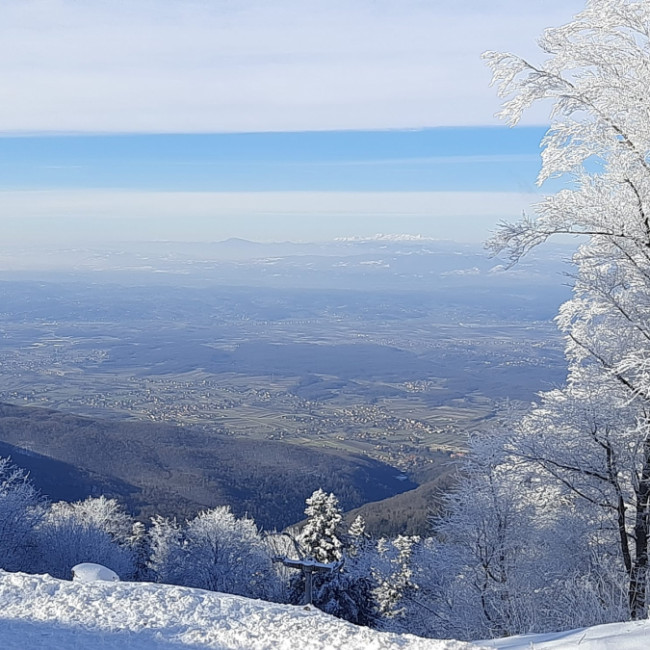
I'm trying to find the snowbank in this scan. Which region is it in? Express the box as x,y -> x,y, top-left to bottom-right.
72,563 -> 120,583
0,571 -> 481,650
2,570 -> 645,649
483,619 -> 650,650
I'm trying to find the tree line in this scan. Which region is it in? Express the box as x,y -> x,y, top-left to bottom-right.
0,461 -> 427,632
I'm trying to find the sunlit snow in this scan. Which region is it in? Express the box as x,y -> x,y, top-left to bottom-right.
0,571 -> 479,650
71,563 -> 120,583
483,620 -> 650,650
0,571 -> 647,649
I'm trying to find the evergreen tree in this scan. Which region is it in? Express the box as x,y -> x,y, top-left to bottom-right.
316,514 -> 378,626
299,488 -> 343,563
347,515 -> 371,558
373,535 -> 419,630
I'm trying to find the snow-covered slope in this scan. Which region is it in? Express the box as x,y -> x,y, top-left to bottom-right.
0,571 -> 480,650
2,571 -> 647,649
483,619 -> 650,650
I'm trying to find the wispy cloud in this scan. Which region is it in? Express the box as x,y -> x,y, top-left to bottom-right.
1,0 -> 584,133
316,154 -> 542,167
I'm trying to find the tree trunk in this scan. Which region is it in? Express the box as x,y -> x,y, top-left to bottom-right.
629,436 -> 650,619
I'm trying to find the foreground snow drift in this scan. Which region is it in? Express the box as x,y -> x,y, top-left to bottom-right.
0,571 -> 480,650
2,571 -> 646,649
483,619 -> 650,650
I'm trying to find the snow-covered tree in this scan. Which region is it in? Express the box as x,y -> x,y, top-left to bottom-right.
347,515 -> 371,559
372,535 -> 419,631
299,489 -> 343,564
130,520 -> 152,581
285,494 -> 381,624
36,496 -> 138,579
149,506 -> 280,601
484,0 -> 650,620
431,431 -> 626,640
286,490 -> 343,610
147,515 -> 186,585
313,514 -> 378,626
0,457 -> 43,572
432,434 -> 531,638
183,506 -> 277,599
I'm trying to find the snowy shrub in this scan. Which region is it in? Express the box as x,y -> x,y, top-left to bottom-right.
0,457 -> 44,572
35,496 -> 138,580
149,506 -> 280,600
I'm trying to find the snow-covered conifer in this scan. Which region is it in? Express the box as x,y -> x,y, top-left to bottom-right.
347,515 -> 370,558
372,535 -> 419,626
299,488 -> 343,563
314,514 -> 378,626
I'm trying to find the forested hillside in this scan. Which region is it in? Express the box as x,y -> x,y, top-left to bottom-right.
0,402 -> 417,530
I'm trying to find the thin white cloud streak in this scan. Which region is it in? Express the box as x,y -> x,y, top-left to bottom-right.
0,189 -> 539,242
1,0 -> 585,133
314,154 -> 542,167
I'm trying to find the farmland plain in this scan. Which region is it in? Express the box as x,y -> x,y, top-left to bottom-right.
0,237 -> 570,479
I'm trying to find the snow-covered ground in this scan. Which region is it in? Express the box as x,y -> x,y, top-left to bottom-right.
483,619 -> 650,650
1,570 -> 648,649
0,571 -> 479,649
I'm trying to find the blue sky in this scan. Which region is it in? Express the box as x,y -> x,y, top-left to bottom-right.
0,128 -> 547,193
0,0 -> 585,245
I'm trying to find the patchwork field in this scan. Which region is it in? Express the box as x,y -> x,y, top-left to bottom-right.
0,239 -> 570,530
